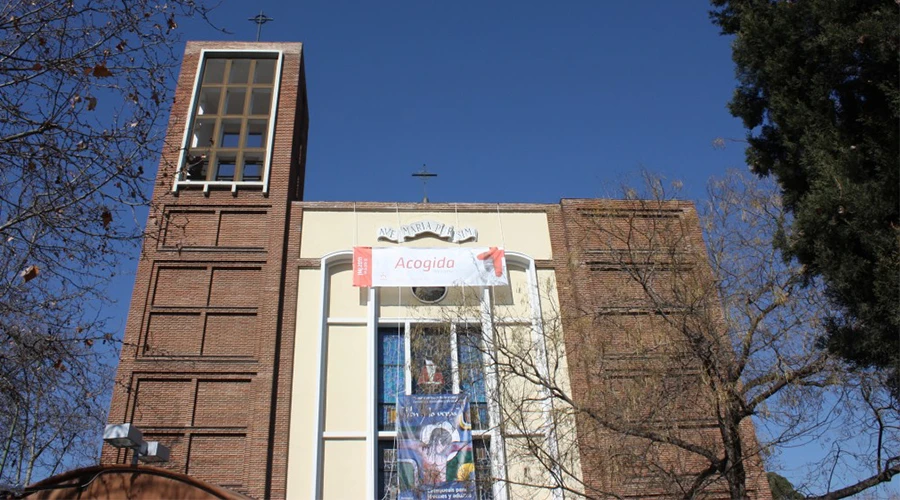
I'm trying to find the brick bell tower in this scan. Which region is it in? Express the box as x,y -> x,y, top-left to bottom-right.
103,42 -> 308,499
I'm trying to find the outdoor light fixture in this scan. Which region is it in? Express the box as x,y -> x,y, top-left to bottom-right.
138,441 -> 171,464
103,424 -> 169,465
103,423 -> 143,449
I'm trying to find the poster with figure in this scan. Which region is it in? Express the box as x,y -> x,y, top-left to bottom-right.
397,394 -> 476,500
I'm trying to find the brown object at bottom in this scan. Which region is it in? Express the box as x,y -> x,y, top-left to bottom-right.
17,464 -> 252,500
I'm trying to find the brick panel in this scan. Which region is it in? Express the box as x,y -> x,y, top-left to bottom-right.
218,210 -> 268,247
593,313 -> 679,355
187,434 -> 247,488
143,312 -> 203,356
153,267 -> 208,307
132,379 -> 194,427
193,380 -> 252,427
203,313 -> 258,357
142,432 -> 189,474
163,210 -> 218,247
209,267 -> 260,307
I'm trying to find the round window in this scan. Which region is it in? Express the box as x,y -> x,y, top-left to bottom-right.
411,286 -> 448,304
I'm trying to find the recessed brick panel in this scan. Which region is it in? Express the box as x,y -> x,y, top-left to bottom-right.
153,267 -> 209,306
187,434 -> 247,488
133,379 -> 193,427
218,211 -> 268,247
203,313 -> 258,357
142,432 -> 188,474
144,312 -> 203,356
163,210 -> 218,247
209,267 -> 260,307
193,380 -> 252,427
594,314 -> 677,355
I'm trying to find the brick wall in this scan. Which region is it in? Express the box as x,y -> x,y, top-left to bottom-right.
103,41 -> 308,499
548,198 -> 771,499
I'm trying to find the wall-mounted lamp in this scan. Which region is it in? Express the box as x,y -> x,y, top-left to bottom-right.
103,424 -> 170,465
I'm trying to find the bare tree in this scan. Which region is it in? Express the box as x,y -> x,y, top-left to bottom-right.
0,0 -> 216,487
477,171 -> 899,499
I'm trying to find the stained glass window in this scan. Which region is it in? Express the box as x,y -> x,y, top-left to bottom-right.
458,327 -> 489,431
411,325 -> 453,395
378,323 -> 494,496
378,326 -> 405,431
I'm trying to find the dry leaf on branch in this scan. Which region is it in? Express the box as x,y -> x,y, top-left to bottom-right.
21,265 -> 39,282
91,63 -> 112,77
101,210 -> 113,228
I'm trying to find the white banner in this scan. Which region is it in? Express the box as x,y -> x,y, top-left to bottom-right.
353,247 -> 508,287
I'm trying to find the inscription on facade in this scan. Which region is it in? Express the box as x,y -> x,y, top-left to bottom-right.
377,220 -> 478,243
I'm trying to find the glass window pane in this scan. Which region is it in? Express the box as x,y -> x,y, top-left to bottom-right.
184,153 -> 207,180
245,119 -> 267,148
224,89 -> 247,115
458,328 -> 486,403
470,402 -> 490,431
190,118 -> 215,148
219,120 -> 242,148
379,327 -> 405,431
202,59 -> 225,84
241,153 -> 263,182
215,157 -> 236,181
197,88 -> 221,115
474,440 -> 494,499
411,325 -> 452,395
250,88 -> 272,115
378,442 -> 400,500
254,59 -> 276,84
229,59 -> 251,83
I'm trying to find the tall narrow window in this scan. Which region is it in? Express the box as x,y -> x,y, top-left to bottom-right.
378,326 -> 405,431
411,324 -> 453,395
377,323 -> 494,499
458,327 -> 489,431
181,55 -> 278,184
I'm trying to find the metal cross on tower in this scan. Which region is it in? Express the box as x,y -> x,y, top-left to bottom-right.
412,164 -> 437,203
248,11 -> 274,42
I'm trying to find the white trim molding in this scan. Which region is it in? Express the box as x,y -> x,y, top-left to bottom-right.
172,49 -> 284,194
310,250 -> 353,500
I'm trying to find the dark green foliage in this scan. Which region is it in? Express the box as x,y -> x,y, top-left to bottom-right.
711,0 -> 900,385
767,472 -> 803,500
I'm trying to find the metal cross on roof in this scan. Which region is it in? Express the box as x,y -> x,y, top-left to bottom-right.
412,164 -> 437,203
248,10 -> 274,42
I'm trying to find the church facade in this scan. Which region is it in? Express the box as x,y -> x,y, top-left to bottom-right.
103,41 -> 771,499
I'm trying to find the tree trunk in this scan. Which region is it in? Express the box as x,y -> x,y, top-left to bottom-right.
721,407 -> 748,499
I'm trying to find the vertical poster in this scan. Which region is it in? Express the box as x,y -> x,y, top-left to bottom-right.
397,394 -> 476,499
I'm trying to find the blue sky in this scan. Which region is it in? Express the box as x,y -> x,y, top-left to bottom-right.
179,1 -> 749,204
104,1 -> 896,496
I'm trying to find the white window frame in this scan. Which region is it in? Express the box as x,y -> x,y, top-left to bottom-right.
374,319 -> 494,499
172,49 -> 283,194
309,251 -> 564,500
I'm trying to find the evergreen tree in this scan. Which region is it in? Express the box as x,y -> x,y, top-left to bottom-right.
767,472 -> 803,500
710,0 -> 900,386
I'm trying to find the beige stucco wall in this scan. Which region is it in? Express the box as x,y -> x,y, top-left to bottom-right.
287,208 -> 583,499
321,440 -> 367,498
324,324 -> 368,432
286,268 -> 324,499
299,210 -> 553,260
326,262 -> 367,317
